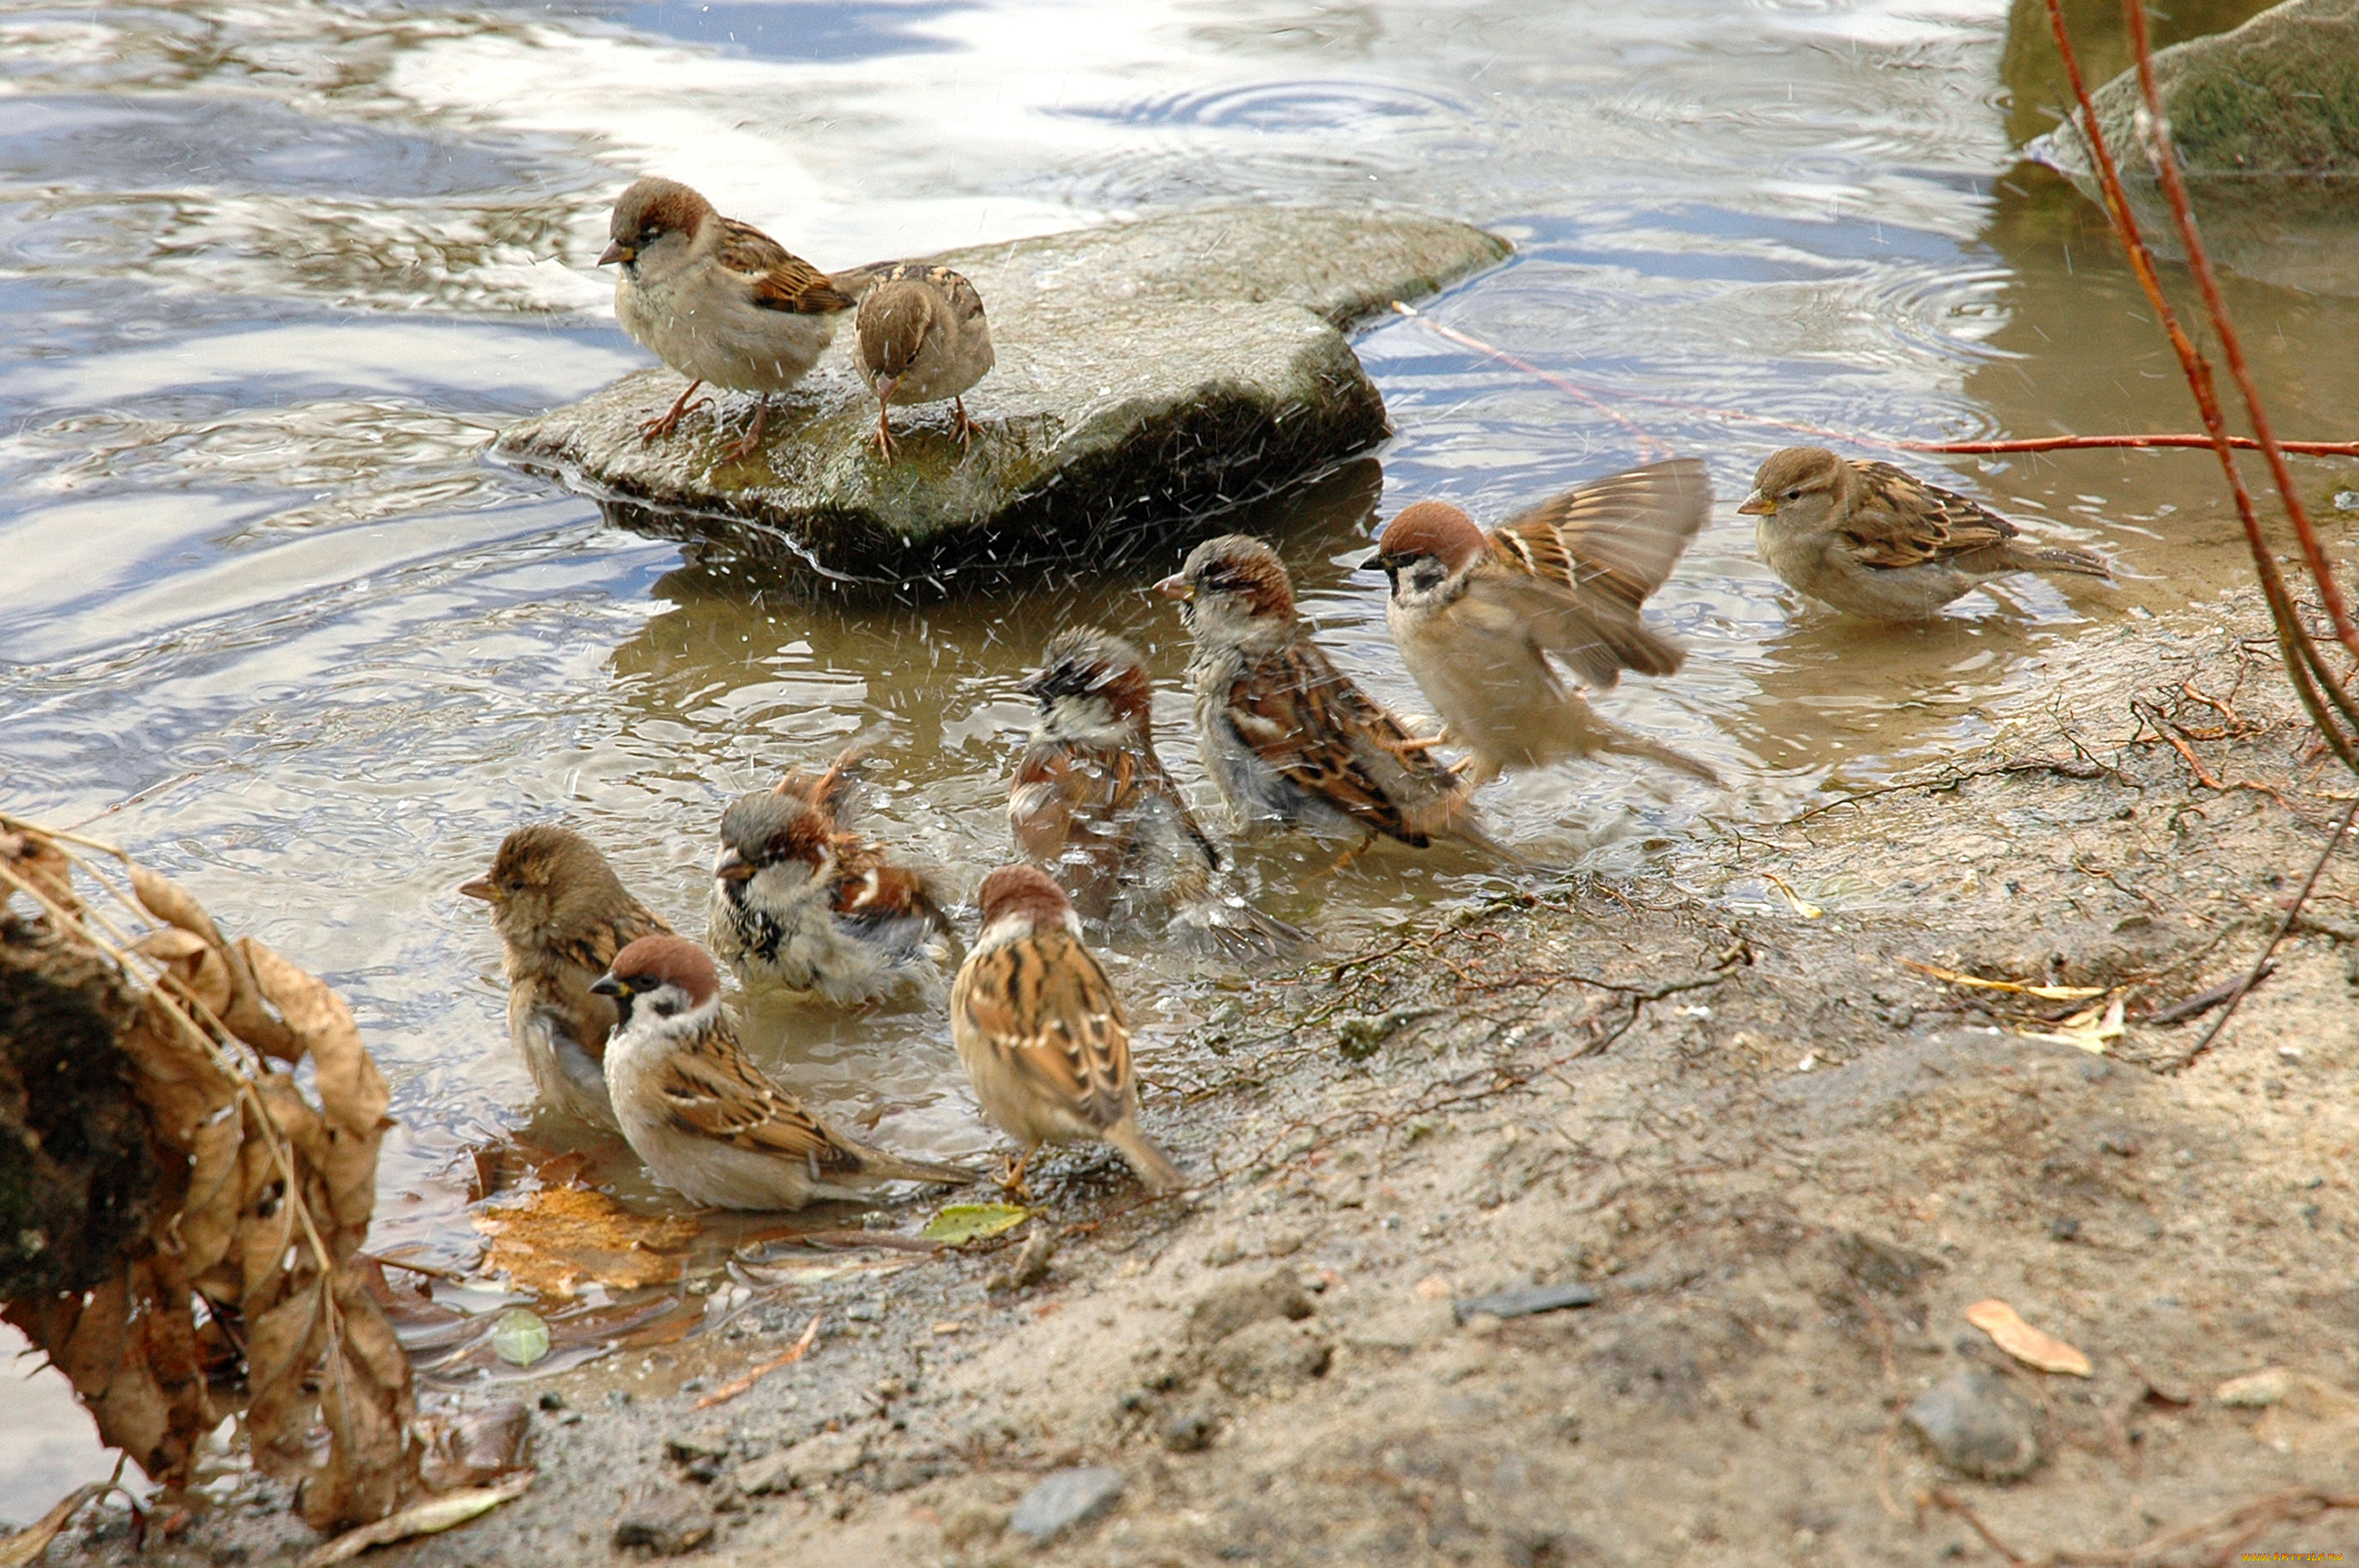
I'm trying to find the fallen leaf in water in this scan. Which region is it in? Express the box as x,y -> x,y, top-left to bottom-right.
1965,1298 -> 2092,1377
297,1469 -> 536,1567
1760,873 -> 1822,919
474,1186 -> 699,1298
1900,960 -> 2106,1001
489,1310 -> 550,1368
919,1203 -> 1032,1245
2017,995 -> 2126,1054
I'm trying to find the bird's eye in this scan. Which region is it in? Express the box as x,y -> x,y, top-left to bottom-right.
1783,488 -> 1803,501
501,878 -> 525,894
638,224 -> 660,244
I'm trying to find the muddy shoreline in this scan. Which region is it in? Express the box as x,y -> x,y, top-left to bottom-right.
53,584 -> 2359,1566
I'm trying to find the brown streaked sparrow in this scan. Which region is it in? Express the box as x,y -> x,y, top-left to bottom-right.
854,263 -> 994,457
1739,446 -> 2113,620
461,823 -> 674,1130
1156,535 -> 1519,863
598,176 -> 866,461
591,935 -> 977,1209
1010,626 -> 1307,957
707,752 -> 959,1008
951,866 -> 1183,1192
1370,459 -> 1720,788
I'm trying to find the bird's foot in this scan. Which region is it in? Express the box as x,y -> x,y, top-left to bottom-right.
950,396 -> 983,447
638,379 -> 707,444
871,405 -> 898,459
722,400 -> 770,462
996,1149 -> 1034,1203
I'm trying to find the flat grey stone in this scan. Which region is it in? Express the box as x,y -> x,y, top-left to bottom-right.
1904,1365 -> 2041,1480
493,205 -> 1508,583
1451,1280 -> 1599,1325
1008,1465 -> 1125,1542
1189,1265 -> 1316,1344
2034,0 -> 2359,295
612,1483 -> 715,1555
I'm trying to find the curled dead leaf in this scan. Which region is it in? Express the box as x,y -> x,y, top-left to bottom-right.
1965,1298 -> 2092,1377
298,1468 -> 536,1568
129,865 -> 224,948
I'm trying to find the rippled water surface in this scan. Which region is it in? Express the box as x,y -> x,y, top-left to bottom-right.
7,0 -> 2359,1517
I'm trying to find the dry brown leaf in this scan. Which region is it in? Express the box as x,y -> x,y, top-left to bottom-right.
2016,994 -> 2126,1054
1,829 -> 81,920
1900,959 -> 2107,1001
474,1185 -> 700,1298
299,1469 -> 536,1568
129,865 -> 224,947
1965,1298 -> 2093,1376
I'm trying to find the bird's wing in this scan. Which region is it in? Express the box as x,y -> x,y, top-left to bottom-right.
827,840 -> 952,937
1842,461 -> 2021,569
1225,639 -> 1463,847
1491,458 -> 1711,612
718,219 -> 857,315
955,930 -> 1132,1133
656,1037 -> 868,1173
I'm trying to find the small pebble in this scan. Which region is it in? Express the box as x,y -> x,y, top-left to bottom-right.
1162,1412 -> 1216,1453
612,1486 -> 714,1556
1009,1466 -> 1125,1541
1904,1366 -> 2039,1480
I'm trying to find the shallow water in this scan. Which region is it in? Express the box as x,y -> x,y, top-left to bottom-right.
5,0 -> 2358,1519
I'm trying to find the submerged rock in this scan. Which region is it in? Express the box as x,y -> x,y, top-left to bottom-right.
2033,0 -> 2359,295
493,205 -> 1508,586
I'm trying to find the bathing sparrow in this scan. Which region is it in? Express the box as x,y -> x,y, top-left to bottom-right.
592,935 -> 977,1209
854,263 -> 994,457
1157,535 -> 1517,862
598,176 -> 867,461
707,752 -> 958,1007
951,866 -> 1183,1192
1370,459 -> 1719,786
1739,446 -> 2112,619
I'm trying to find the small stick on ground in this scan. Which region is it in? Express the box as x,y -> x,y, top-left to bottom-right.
692,1314 -> 821,1410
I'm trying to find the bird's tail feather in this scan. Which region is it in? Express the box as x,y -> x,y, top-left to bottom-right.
867,1151 -> 983,1188
1105,1120 -> 1186,1191
1174,895 -> 1312,960
1598,723 -> 1722,787
2009,541 -> 2113,580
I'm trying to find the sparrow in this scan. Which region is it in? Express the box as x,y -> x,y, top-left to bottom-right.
1156,535 -> 1518,863
1009,626 -> 1306,956
1369,459 -> 1721,787
854,263 -> 994,457
460,823 -> 674,1130
1739,446 -> 2114,620
707,752 -> 959,1007
591,935 -> 978,1209
951,866 -> 1183,1192
598,176 -> 867,462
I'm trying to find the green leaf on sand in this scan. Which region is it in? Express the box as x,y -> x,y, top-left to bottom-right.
921,1203 -> 1033,1244
490,1307 -> 551,1367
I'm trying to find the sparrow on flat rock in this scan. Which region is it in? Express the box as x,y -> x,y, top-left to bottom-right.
1010,626 -> 1306,956
1739,446 -> 2113,619
598,176 -> 867,461
855,263 -> 994,457
592,935 -> 978,1210
1158,535 -> 1518,863
461,823 -> 674,1130
1371,459 -> 1720,787
707,752 -> 959,1007
951,866 -> 1184,1193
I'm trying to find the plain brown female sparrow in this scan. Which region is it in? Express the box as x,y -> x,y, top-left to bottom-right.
1157,535 -> 1517,862
854,263 -> 994,457
1370,459 -> 1719,786
707,752 -> 959,1007
1739,446 -> 2113,619
591,935 -> 977,1210
461,823 -> 674,1129
1010,626 -> 1305,956
598,176 -> 866,461
951,866 -> 1183,1192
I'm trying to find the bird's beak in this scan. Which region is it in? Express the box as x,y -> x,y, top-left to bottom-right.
1153,572 -> 1192,601
458,877 -> 494,902
713,847 -> 755,884
597,239 -> 632,267
1358,549 -> 1394,574
1736,490 -> 1775,516
589,973 -> 627,998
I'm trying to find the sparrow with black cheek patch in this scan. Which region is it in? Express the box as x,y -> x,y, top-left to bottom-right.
461,823 -> 674,1130
592,935 -> 977,1210
1371,459 -> 1721,788
1739,446 -> 2113,620
951,866 -> 1183,1193
855,263 -> 994,458
598,176 -> 870,461
1011,626 -> 1305,957
707,752 -> 959,1007
1157,535 -> 1520,865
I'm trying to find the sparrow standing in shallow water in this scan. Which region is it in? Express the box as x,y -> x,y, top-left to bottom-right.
1009,626 -> 1305,956
855,263 -> 994,457
1739,446 -> 2113,620
592,935 -> 977,1210
707,752 -> 958,1007
1371,459 -> 1720,787
951,866 -> 1183,1193
598,176 -> 865,461
461,824 -> 674,1130
1158,535 -> 1517,863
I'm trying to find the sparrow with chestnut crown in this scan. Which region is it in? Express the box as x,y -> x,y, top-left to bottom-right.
855,263 -> 994,458
593,935 -> 977,1209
